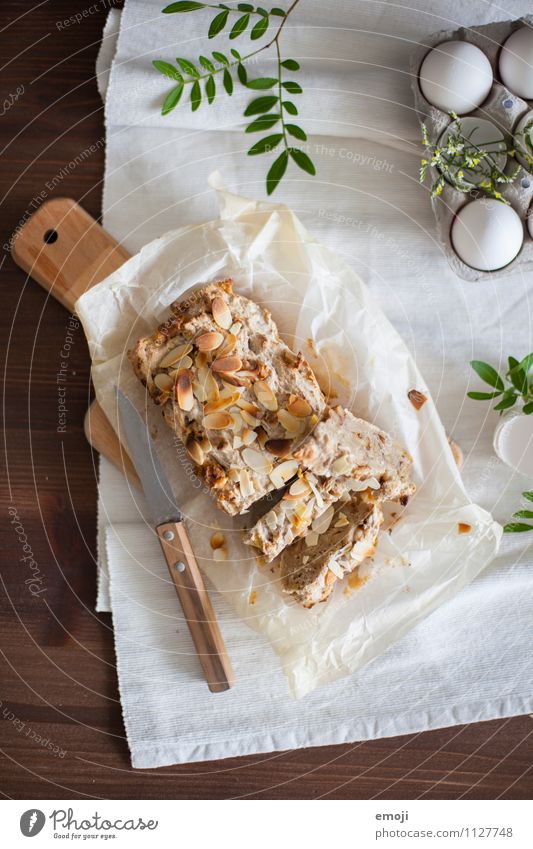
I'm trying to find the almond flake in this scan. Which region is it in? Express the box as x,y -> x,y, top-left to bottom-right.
328,560 -> 344,579
233,435 -> 243,449
334,513 -> 350,528
229,409 -> 244,433
168,354 -> 193,374
218,332 -> 237,357
196,331 -> 224,352
154,372 -> 174,392
265,438 -> 293,457
192,380 -> 207,403
256,427 -> 269,449
159,342 -> 193,369
212,296 -> 232,330
254,380 -> 278,411
239,468 -> 254,498
284,478 -> 311,500
236,398 -> 261,416
210,531 -> 225,549
278,409 -> 305,435
312,504 -> 334,534
302,555 -> 310,564
265,510 -> 278,531
211,355 -> 242,374
186,438 -> 204,465
240,408 -> 260,428
177,369 -> 194,411
230,321 -> 242,337
203,392 -> 240,414
242,447 -> 273,475
331,454 -> 352,476
286,396 -> 312,417
305,531 -> 319,548
204,411 -> 233,430
241,427 -> 258,446
270,459 -> 298,489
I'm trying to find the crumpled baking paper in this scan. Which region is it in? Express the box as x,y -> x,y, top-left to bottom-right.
76,173 -> 501,698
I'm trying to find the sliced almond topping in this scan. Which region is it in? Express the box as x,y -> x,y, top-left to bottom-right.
331,454 -> 353,476
239,468 -> 254,498
312,504 -> 334,535
240,408 -> 260,428
305,531 -> 319,548
265,438 -> 293,457
196,331 -> 224,352
195,351 -> 208,368
212,296 -> 232,330
254,380 -> 278,411
228,468 -> 240,481
154,372 -> 174,392
241,427 -> 258,446
284,478 -> 311,499
197,366 -> 219,401
278,409 -> 305,434
229,409 -> 244,433
334,513 -> 350,528
218,332 -> 237,358
265,510 -> 278,531
302,555 -> 310,564
329,560 -> 344,580
242,447 -> 273,475
233,435 -> 243,449
236,398 -> 261,416
186,438 -> 204,466
177,369 -> 194,411
204,411 -> 233,430
230,321 -> 242,337
168,354 -> 193,374
256,427 -> 269,449
294,499 -> 314,521
192,379 -> 207,403
286,396 -> 312,417
210,531 -> 225,549
212,355 -> 242,374
203,391 -> 240,414
269,458 -> 299,489
159,342 -> 193,369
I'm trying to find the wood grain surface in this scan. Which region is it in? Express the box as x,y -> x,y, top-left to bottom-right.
1,0 -> 532,800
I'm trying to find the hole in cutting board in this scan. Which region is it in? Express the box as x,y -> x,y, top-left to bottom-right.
43,229 -> 58,244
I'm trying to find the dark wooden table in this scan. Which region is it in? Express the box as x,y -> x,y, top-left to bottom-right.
1,0 -> 532,800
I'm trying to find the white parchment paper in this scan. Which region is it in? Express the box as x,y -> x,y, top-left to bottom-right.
77,175 -> 501,698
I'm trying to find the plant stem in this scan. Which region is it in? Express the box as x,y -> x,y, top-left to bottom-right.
276,39 -> 288,151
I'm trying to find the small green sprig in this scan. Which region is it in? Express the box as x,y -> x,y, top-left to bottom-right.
504,491 -> 533,534
153,0 -> 315,194
468,354 -> 533,414
419,113 -> 522,202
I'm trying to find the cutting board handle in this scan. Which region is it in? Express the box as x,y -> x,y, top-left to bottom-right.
10,197 -> 130,312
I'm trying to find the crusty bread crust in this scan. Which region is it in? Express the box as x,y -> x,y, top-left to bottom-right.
128,280 -> 326,515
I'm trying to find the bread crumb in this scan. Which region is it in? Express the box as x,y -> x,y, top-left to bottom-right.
408,389 -> 427,410
249,590 -> 257,605
458,522 -> 472,534
210,531 -> 225,549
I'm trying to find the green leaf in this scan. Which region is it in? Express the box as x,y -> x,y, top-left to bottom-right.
237,2 -> 254,9
244,95 -> 278,116
286,123 -> 307,141
247,77 -> 278,89
163,1 -> 205,12
289,148 -> 316,175
251,16 -> 269,40
176,57 -> 199,77
257,7 -> 269,16
230,48 -> 242,60
513,510 -> 533,519
199,55 -> 215,72
523,401 -> 533,414
237,63 -> 248,85
247,133 -> 283,155
223,68 -> 233,94
281,59 -> 300,71
282,100 -> 298,115
209,9 -> 229,38
190,79 -> 202,111
205,75 -> 216,104
266,150 -> 289,195
508,356 -> 520,372
245,113 -> 280,132
503,522 -> 533,533
212,50 -> 229,64
152,60 -> 183,81
509,366 -> 527,394
230,13 -> 250,39
162,83 -> 184,115
519,352 -> 533,372
493,394 -> 518,411
466,391 -> 503,400
270,7 -> 286,15
282,81 -> 303,94
470,360 -> 505,391
523,491 -> 533,502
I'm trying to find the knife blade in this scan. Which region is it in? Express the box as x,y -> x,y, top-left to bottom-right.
116,388 -> 235,693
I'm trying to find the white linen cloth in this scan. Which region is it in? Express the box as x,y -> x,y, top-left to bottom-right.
95,0 -> 533,767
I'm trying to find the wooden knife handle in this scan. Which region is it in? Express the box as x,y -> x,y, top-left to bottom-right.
156,521 -> 235,693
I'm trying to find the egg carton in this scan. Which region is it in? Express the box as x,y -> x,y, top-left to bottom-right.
410,16 -> 533,281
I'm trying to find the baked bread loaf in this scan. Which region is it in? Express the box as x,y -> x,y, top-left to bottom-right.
280,492 -> 384,607
129,279 -> 326,515
244,406 -> 414,561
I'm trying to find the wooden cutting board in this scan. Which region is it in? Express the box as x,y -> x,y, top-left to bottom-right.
11,197 -> 141,488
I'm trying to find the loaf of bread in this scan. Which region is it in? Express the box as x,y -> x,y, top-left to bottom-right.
129,280 -> 326,515
244,406 -> 414,561
280,492 -> 384,607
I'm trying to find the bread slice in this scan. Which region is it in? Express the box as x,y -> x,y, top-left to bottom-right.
244,405 -> 413,560
128,280 -> 326,515
280,492 -> 384,607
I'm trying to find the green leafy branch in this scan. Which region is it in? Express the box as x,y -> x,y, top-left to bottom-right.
153,0 -> 316,194
468,353 -> 533,414
504,490 -> 533,534
419,112 -> 530,202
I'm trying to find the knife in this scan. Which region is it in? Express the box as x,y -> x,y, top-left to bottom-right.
116,388 -> 235,693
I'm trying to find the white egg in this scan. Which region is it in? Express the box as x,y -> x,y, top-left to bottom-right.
438,117 -> 507,188
499,27 -> 533,100
513,109 -> 533,171
451,199 -> 523,271
419,40 -> 493,115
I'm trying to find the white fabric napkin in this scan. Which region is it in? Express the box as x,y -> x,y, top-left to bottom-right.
95,0 -> 533,766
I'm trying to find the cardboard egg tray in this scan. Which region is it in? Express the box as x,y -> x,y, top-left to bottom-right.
410,16 -> 533,281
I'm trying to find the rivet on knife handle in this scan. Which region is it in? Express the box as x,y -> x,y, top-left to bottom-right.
156,521 -> 235,693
